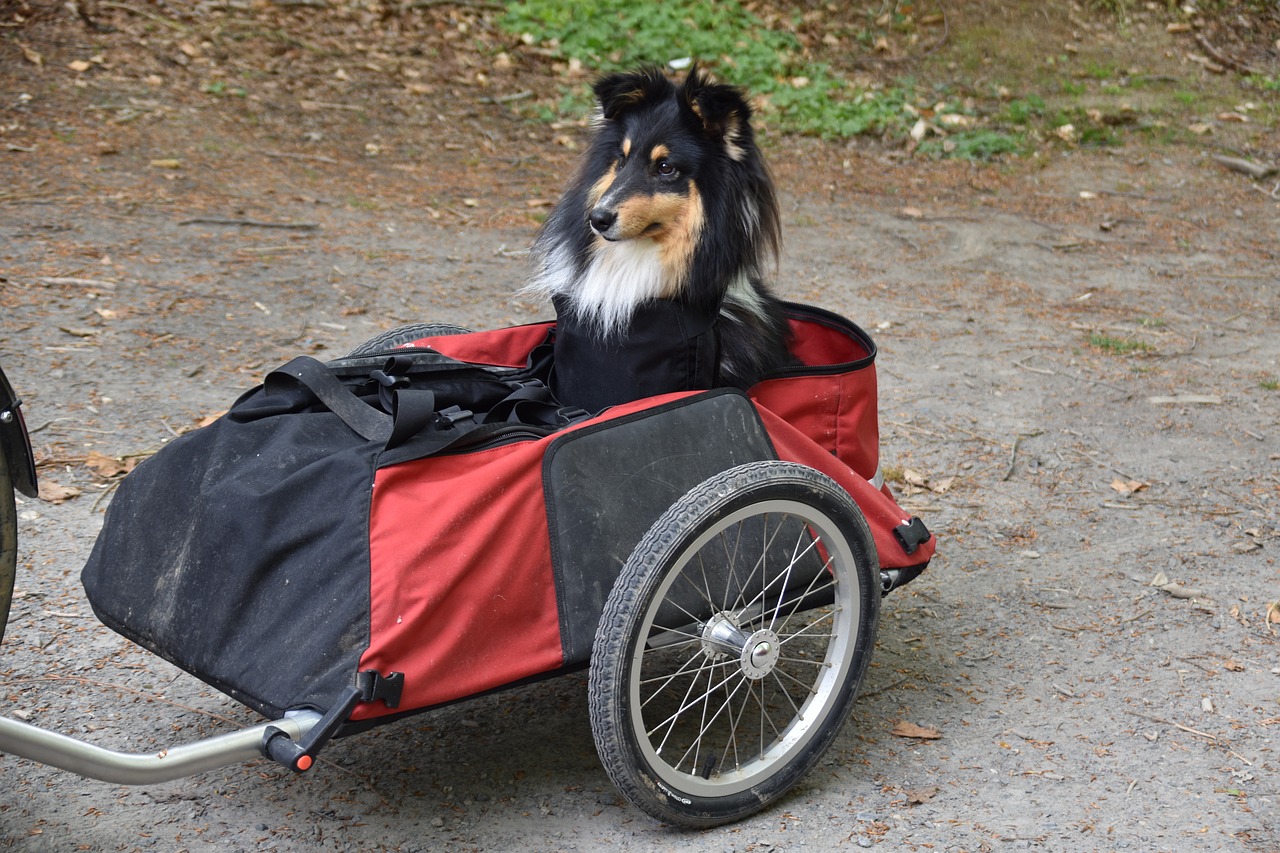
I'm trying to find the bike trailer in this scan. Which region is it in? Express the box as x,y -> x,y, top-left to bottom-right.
69,301 -> 933,826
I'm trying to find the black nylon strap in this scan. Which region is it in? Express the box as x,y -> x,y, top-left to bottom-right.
387,388 -> 438,449
266,356 -> 392,443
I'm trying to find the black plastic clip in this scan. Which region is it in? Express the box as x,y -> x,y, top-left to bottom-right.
357,669 -> 404,709
893,517 -> 931,556
432,405 -> 473,430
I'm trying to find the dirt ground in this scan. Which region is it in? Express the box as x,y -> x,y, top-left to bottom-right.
1,2 -> 1278,851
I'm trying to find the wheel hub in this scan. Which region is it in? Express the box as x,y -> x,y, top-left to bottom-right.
700,613 -> 781,680
740,630 -> 781,679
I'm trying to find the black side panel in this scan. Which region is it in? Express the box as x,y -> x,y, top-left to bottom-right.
543,390 -> 777,665
81,392 -> 375,719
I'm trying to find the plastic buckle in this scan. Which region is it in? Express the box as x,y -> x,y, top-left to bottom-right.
357,669 -> 404,709
893,517 -> 931,556
432,405 -> 472,430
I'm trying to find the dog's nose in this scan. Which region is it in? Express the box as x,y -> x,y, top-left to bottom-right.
588,208 -> 617,235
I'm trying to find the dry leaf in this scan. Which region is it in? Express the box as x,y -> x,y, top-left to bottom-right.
150,159 -> 183,169
68,59 -> 92,73
930,476 -> 956,494
891,721 -> 942,740
84,451 -> 131,478
1223,660 -> 1245,673
196,412 -> 225,428
903,469 -> 929,487
905,786 -> 939,805
38,481 -> 82,504
18,41 -> 42,66
1110,479 -> 1149,495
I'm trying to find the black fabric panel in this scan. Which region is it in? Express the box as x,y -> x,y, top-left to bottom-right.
542,390 -> 777,665
81,388 -> 376,719
550,296 -> 719,413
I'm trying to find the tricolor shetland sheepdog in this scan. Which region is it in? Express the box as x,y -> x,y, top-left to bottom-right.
525,66 -> 791,405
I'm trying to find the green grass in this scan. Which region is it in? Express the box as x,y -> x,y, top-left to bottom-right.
500,0 -> 916,143
1260,376 -> 1279,391
1001,96 -> 1046,126
1089,333 -> 1154,354
498,0 -> 1267,160
1247,74 -> 1280,93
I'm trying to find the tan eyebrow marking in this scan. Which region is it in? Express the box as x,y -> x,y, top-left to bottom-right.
622,137 -> 632,158
650,144 -> 670,161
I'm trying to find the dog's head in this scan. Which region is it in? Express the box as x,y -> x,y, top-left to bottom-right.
583,66 -> 757,245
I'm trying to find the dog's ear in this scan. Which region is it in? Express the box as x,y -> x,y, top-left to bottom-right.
679,66 -> 753,160
593,67 -> 671,122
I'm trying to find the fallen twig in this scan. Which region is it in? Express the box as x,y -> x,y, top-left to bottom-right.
178,217 -> 320,230
259,150 -> 339,165
1002,434 -> 1021,481
1212,154 -> 1278,181
1125,709 -> 1218,743
1194,32 -> 1261,76
37,276 -> 118,290
1251,181 -> 1280,200
99,1 -> 190,33
478,91 -> 534,105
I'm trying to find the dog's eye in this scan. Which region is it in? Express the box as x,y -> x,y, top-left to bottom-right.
655,160 -> 677,177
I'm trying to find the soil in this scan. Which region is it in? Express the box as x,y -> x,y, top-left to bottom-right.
1,2 -> 1278,852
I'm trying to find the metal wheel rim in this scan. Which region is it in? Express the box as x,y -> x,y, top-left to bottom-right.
626,497 -> 860,798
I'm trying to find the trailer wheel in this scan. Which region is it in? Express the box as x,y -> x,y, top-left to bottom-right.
0,452 -> 17,647
589,461 -> 880,828
345,323 -> 472,357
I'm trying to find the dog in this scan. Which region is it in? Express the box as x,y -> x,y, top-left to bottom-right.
524,66 -> 792,408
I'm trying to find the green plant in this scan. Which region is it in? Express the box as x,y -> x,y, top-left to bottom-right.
1089,333 -> 1154,354
202,80 -> 246,97
920,130 -> 1024,160
1002,96 -> 1046,125
1260,376 -> 1279,391
1247,74 -> 1280,93
1083,61 -> 1119,80
1080,125 -> 1123,147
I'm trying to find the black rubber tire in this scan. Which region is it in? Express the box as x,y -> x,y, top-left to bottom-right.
345,322 -> 472,357
588,461 -> 881,828
0,454 -> 17,647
